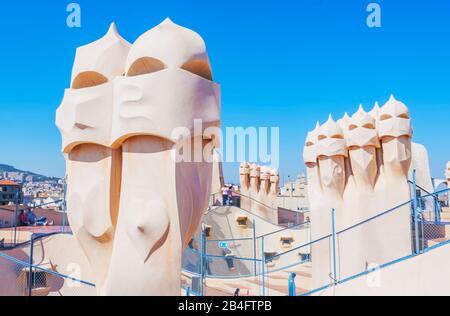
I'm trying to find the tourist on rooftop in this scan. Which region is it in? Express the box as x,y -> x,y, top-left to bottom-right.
26,210 -> 48,226
226,186 -> 234,206
19,210 -> 29,226
221,186 -> 230,206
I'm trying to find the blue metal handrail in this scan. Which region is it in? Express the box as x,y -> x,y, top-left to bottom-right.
256,221 -> 310,240
300,187 -> 450,296
0,237 -> 95,293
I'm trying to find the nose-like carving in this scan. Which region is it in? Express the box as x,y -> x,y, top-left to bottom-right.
382,136 -> 411,163
125,199 -> 170,262
318,157 -> 344,187
117,81 -> 145,105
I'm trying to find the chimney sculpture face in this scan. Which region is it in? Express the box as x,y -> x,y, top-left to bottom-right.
239,162 -> 251,192
237,163 -> 280,222
346,105 -> 380,187
112,19 -> 220,147
303,95 -> 424,289
378,95 -> 412,175
56,19 -> 221,296
249,164 -> 261,195
269,169 -> 280,196
316,116 -> 347,197
259,167 -> 271,195
56,23 -> 130,292
56,23 -> 131,152
303,123 -> 320,168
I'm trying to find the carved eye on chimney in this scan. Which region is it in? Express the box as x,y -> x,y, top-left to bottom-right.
363,123 -> 376,130
379,114 -> 392,121
127,57 -> 166,77
348,124 -> 358,131
181,59 -> 213,81
72,71 -> 108,89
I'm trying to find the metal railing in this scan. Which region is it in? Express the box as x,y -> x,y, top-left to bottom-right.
0,196 -> 68,249
189,175 -> 450,296
0,231 -> 95,296
182,212 -> 312,295
297,178 -> 450,296
1,174 -> 447,296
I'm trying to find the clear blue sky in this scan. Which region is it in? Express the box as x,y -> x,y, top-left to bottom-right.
0,0 -> 449,184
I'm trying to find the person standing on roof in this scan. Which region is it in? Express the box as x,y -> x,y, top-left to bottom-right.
227,186 -> 234,206
221,186 -> 230,206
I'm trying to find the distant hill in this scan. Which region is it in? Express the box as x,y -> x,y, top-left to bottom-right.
0,164 -> 59,182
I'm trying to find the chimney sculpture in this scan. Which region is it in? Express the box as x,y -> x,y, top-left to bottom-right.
56,19 -> 221,295
302,95 -> 432,289
238,163 -> 280,222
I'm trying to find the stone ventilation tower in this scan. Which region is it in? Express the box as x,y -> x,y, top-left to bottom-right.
239,163 -> 280,222
302,95 -> 435,288
56,18 -> 221,296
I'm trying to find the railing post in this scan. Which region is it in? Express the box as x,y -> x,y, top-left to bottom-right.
261,236 -> 266,296
288,273 -> 297,296
413,169 -> 420,254
13,191 -> 19,246
200,223 -> 206,296
253,219 -> 257,277
331,208 -> 338,284
28,234 -> 35,297
431,177 -> 440,222
62,181 -> 67,233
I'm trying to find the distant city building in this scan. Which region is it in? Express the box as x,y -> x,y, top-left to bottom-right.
280,174 -> 308,198
277,174 -> 310,213
0,180 -> 23,206
3,172 -> 24,183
